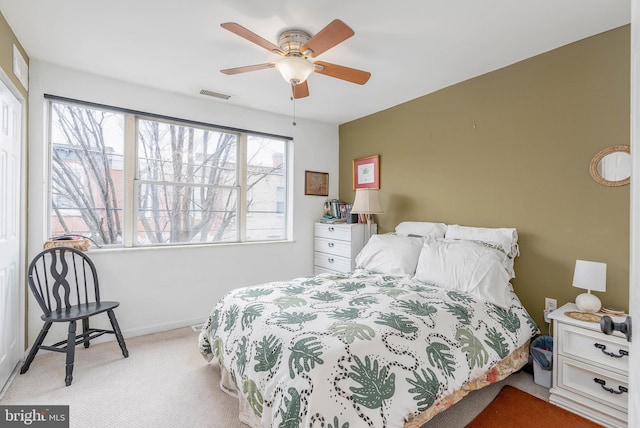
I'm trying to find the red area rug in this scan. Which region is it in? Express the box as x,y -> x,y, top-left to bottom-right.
465,385 -> 603,427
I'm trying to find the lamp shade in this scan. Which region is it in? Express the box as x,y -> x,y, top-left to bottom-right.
350,189 -> 383,214
275,57 -> 314,85
572,260 -> 607,292
573,260 -> 606,313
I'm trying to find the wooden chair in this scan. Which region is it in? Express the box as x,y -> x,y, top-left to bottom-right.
21,247 -> 129,386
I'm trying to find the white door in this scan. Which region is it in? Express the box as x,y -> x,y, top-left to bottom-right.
0,77 -> 23,392
630,1 -> 638,427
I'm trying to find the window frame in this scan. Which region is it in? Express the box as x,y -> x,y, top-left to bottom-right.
46,95 -> 292,249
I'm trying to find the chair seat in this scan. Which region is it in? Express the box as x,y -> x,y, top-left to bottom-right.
43,301 -> 121,322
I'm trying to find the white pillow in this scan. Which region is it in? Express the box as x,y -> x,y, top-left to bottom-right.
355,234 -> 425,276
413,239 -> 514,308
395,222 -> 447,239
445,224 -> 519,258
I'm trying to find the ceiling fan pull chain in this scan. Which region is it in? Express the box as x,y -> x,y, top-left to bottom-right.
292,96 -> 297,126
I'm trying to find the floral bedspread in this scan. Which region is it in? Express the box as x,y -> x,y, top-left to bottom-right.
199,270 -> 538,428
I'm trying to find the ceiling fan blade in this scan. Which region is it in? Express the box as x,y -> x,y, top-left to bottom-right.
301,19 -> 354,58
313,61 -> 371,85
221,22 -> 285,55
221,63 -> 275,75
292,81 -> 309,99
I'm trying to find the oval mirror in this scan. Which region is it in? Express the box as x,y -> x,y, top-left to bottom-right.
589,145 -> 631,187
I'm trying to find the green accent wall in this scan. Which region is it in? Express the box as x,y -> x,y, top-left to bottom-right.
339,26 -> 630,328
0,11 -> 28,100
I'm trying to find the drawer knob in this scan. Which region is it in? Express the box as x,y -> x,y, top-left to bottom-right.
594,343 -> 629,358
328,227 -> 335,232
328,258 -> 334,263
328,242 -> 334,247
593,378 -> 628,395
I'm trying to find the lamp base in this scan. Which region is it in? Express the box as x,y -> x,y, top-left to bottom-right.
575,292 -> 602,313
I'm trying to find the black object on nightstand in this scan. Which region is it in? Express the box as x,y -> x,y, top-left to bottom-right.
600,315 -> 632,342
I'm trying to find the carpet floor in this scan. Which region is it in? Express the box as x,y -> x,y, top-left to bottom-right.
1,327 -> 552,428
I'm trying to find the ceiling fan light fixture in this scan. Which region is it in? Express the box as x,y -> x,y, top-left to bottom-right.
220,20 -> 370,97
275,57 -> 314,85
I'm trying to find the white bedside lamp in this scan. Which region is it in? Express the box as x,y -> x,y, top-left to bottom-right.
351,189 -> 383,241
572,260 -> 606,313
350,189 -> 383,225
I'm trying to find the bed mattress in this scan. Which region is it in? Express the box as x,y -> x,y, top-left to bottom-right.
199,270 -> 537,427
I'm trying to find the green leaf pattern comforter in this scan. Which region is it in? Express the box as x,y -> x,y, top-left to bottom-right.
199,270 -> 537,427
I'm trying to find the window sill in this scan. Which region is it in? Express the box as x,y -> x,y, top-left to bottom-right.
81,239 -> 296,254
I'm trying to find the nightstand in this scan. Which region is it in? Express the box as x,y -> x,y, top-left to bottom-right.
549,303 -> 629,427
313,222 -> 375,274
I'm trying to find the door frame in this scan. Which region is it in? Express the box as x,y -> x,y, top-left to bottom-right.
629,1 -> 638,426
0,67 -> 27,396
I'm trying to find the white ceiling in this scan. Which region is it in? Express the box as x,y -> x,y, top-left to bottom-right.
0,0 -> 631,125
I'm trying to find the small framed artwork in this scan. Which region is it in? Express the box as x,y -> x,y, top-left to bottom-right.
304,170 -> 329,196
352,155 -> 380,189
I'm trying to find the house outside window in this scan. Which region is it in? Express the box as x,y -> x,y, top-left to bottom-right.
48,98 -> 290,247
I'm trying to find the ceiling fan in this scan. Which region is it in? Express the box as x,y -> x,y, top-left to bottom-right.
220,19 -> 371,99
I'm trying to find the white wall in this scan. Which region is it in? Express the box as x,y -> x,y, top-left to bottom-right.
26,61 -> 339,345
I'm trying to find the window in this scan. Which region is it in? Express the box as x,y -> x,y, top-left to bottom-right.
50,103 -> 125,243
245,137 -> 287,240
49,98 -> 290,247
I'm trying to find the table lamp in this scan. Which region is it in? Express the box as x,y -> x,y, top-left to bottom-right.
351,189 -> 383,241
572,259 -> 606,313
350,189 -> 383,225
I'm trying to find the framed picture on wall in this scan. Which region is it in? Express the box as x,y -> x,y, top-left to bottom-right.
304,170 -> 329,196
352,155 -> 380,189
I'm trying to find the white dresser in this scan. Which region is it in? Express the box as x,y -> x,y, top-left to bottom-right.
548,303 -> 629,427
313,222 -> 375,274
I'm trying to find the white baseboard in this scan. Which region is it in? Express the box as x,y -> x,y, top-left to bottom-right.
0,362 -> 21,400
122,317 -> 206,338
22,317 -> 207,357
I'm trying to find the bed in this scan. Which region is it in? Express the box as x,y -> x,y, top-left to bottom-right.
199,222 -> 538,427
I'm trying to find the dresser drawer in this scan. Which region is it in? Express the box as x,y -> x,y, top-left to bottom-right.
557,323 -> 629,374
557,355 -> 629,411
314,223 -> 353,241
315,237 -> 352,258
314,265 -> 341,275
314,253 -> 352,273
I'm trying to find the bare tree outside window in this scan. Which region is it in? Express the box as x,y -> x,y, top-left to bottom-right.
49,100 -> 290,247
136,119 -> 239,244
50,103 -> 124,245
